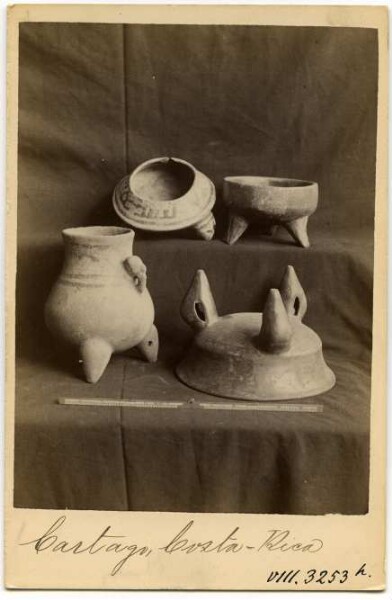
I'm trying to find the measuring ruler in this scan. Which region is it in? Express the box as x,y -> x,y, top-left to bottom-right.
58,397 -> 323,413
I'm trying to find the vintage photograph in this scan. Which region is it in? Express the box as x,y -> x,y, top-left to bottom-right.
14,19 -> 378,516
5,5 -> 388,591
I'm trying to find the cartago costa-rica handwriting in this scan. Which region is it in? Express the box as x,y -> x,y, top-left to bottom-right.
20,516 -> 323,576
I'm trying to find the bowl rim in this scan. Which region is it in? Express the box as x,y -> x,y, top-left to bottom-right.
129,156 -> 197,203
113,157 -> 216,231
224,175 -> 317,188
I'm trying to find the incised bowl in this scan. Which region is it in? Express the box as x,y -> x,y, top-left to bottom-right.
113,157 -> 216,240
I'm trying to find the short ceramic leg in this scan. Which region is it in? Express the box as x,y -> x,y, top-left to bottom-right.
80,337 -> 112,384
137,324 -> 159,363
193,212 -> 215,241
267,224 -> 279,237
224,212 -> 249,245
285,216 -> 310,248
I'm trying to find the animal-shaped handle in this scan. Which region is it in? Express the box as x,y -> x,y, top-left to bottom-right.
124,255 -> 147,292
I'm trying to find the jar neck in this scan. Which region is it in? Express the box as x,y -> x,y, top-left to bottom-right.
62,226 -> 134,249
61,227 -> 135,277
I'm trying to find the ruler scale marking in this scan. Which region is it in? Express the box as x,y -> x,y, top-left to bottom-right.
58,397 -> 323,413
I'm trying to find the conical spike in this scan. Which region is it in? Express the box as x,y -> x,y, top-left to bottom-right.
137,324 -> 159,362
280,265 -> 307,321
224,212 -> 249,245
285,216 -> 310,248
80,337 -> 112,383
180,269 -> 218,330
258,289 -> 293,353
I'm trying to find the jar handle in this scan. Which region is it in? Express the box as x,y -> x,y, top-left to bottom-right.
124,256 -> 147,293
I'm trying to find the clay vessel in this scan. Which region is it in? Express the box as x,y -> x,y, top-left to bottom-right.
223,176 -> 318,247
176,266 -> 335,401
45,226 -> 158,383
113,157 -> 216,240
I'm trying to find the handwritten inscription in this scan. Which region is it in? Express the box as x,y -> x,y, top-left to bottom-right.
19,516 -> 323,577
160,520 -> 323,554
267,564 -> 371,585
20,516 -> 152,576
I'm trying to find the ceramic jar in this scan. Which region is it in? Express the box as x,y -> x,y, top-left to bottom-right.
45,226 -> 158,383
113,157 -> 216,240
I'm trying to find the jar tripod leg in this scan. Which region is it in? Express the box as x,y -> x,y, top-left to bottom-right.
80,337 -> 112,384
137,324 -> 159,362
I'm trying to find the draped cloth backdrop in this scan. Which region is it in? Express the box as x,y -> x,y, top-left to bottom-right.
15,23 -> 377,513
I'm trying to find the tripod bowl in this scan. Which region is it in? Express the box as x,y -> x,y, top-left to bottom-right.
223,176 -> 318,247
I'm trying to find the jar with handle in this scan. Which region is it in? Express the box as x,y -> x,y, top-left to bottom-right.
45,226 -> 158,383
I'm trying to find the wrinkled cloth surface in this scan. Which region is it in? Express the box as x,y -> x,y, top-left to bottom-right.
14,23 -> 377,513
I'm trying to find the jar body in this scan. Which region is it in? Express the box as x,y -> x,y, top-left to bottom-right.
45,226 -> 154,353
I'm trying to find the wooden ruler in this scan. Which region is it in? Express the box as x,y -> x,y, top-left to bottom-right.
58,397 -> 323,413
